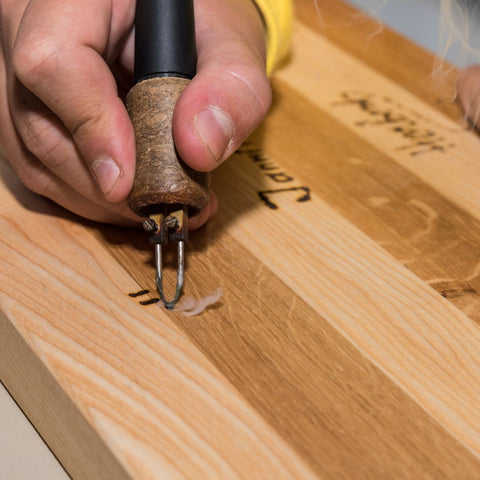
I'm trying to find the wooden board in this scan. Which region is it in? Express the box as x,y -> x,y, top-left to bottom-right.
2,0 -> 480,478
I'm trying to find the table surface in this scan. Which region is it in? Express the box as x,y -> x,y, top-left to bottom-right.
2,1 -> 480,479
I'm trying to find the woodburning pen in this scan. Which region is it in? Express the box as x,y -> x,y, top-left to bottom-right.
126,0 -> 210,309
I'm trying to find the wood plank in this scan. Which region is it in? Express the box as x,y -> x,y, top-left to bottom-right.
277,23 -> 480,221
263,81 -> 480,319
0,162 -> 315,479
0,310 -> 130,480
3,147 -> 480,478
2,0 -> 480,478
106,224 -> 480,479
276,3 -> 480,317
210,145 -> 480,459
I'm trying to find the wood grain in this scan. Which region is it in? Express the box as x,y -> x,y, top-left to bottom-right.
2,0 -> 480,478
105,223 -> 480,479
0,162 -> 315,480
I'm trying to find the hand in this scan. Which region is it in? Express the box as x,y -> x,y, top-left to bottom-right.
0,0 -> 271,227
457,66 -> 480,128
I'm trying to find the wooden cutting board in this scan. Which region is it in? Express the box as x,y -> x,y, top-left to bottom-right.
2,0 -> 480,478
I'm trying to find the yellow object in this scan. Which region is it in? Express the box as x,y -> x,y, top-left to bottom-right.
253,0 -> 293,74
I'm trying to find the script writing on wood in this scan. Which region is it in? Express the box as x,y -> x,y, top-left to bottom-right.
237,144 -> 312,209
333,90 -> 457,156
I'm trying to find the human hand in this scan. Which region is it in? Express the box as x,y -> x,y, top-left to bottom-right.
0,0 -> 271,227
457,66 -> 480,128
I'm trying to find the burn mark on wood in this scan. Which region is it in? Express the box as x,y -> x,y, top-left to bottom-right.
129,290 -> 150,297
333,90 -> 456,156
139,298 -> 160,305
237,145 -> 311,210
259,187 -> 311,210
128,289 -> 160,305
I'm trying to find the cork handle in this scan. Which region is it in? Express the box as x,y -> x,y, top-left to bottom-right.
126,76 -> 210,217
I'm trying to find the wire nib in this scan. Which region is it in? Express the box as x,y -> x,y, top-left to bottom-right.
155,241 -> 184,309
144,207 -> 188,310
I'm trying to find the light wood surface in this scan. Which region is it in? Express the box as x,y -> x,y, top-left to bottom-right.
2,1 -> 480,478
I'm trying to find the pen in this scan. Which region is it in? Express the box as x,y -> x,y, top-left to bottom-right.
126,0 -> 210,309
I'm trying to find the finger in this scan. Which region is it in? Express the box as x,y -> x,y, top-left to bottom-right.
0,19 -> 138,226
0,0 -> 30,53
5,73 -> 209,226
10,81 -> 98,198
173,0 -> 272,172
11,0 -> 136,202
189,192 -> 218,230
9,79 -> 140,220
457,66 -> 480,127
9,146 -> 139,225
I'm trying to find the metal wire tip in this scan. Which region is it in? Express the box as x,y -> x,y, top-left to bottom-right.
155,241 -> 184,309
144,207 -> 188,310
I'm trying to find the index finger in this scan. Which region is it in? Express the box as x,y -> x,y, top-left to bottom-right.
11,0 -> 136,202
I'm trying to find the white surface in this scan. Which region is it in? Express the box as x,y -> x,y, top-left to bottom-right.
0,382 -> 68,480
2,1 -> 480,478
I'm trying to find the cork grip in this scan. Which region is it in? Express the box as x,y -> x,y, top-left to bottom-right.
126,76 -> 210,217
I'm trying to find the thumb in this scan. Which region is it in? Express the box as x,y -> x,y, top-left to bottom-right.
172,0 -> 272,172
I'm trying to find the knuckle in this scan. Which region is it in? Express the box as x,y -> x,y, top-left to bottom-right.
70,111 -> 101,139
34,176 -> 63,200
18,114 -> 66,168
67,102 -> 103,140
12,36 -> 62,88
16,160 -> 53,197
224,64 -> 272,125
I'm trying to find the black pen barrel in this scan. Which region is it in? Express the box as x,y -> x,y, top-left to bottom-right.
133,0 -> 196,83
